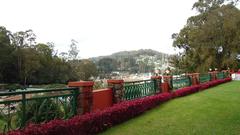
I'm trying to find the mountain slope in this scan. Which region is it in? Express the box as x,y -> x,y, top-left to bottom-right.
91,49 -> 171,73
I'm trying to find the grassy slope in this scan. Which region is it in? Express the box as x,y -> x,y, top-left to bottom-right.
100,81 -> 240,135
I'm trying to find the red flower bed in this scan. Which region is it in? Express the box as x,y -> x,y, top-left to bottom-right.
172,85 -> 200,98
224,77 -> 232,82
7,93 -> 172,135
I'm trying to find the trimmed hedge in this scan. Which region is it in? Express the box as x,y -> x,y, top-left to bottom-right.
172,85 -> 200,98
5,78 -> 232,135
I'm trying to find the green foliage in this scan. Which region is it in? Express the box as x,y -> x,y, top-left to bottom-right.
93,81 -> 107,90
172,0 -> 240,72
14,98 -> 63,127
0,27 -> 99,84
0,27 -> 16,83
32,84 -> 67,89
0,119 -> 5,132
98,58 -> 118,74
5,84 -> 25,91
69,59 -> 98,81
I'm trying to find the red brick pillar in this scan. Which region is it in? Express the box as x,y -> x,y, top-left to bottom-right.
230,69 -> 234,77
228,69 -> 232,77
187,73 -> 194,85
161,82 -> 169,93
209,71 -> 217,81
107,80 -> 124,103
68,81 -> 94,114
162,76 -> 173,92
194,73 -> 200,85
188,73 -> 200,85
151,76 -> 162,94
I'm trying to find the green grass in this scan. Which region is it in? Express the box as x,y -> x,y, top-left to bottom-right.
100,81 -> 240,135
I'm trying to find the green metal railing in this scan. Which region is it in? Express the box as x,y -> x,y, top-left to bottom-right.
223,71 -> 230,78
124,80 -> 155,100
172,76 -> 191,90
217,72 -> 225,79
199,73 -> 211,83
0,87 -> 79,133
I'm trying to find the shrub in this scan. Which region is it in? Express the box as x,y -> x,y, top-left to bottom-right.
172,85 -> 200,98
13,98 -> 63,128
5,84 -> 25,91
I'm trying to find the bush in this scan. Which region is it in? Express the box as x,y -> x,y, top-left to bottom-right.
13,98 -> 63,128
5,84 -> 25,91
172,85 -> 200,98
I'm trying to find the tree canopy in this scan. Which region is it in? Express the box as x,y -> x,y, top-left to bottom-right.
171,0 -> 240,73
0,26 -> 98,85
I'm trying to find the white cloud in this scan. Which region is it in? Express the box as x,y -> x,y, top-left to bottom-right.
0,0 -> 197,58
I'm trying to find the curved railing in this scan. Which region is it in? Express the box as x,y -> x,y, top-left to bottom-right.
124,80 -> 155,100
0,87 -> 79,133
200,73 -> 211,83
172,76 -> 191,90
217,72 -> 225,79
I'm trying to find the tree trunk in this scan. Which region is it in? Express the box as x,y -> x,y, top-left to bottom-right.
24,76 -> 27,87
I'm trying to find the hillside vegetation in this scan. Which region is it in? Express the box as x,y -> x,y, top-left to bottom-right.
92,49 -> 171,74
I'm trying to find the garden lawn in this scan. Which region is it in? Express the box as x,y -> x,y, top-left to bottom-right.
100,81 -> 240,135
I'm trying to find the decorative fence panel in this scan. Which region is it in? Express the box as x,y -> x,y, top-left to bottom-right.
124,80 -> 155,100
0,87 -> 79,133
217,72 -> 225,79
172,76 -> 191,90
199,73 -> 211,83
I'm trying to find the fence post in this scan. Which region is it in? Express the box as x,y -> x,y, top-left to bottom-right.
151,76 -> 162,94
187,73 -> 200,85
21,93 -> 26,128
107,80 -> 124,104
72,89 -> 79,115
194,73 -> 200,84
68,81 -> 94,114
209,71 -> 217,81
226,70 -> 231,78
187,73 -> 193,86
162,76 -> 173,92
222,70 -> 227,78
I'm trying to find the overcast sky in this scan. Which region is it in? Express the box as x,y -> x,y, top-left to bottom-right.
1,0 -> 197,58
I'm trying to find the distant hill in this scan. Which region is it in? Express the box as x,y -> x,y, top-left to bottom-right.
91,49 -> 171,73
91,49 -> 169,61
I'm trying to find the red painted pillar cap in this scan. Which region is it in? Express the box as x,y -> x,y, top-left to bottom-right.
163,75 -> 173,78
107,80 -> 124,84
68,81 -> 94,87
151,76 -> 162,79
